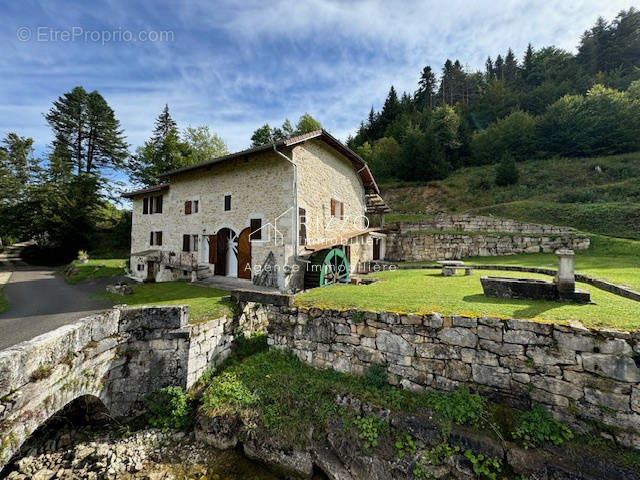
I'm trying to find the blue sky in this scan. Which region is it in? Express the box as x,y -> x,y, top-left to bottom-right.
0,0 -> 633,160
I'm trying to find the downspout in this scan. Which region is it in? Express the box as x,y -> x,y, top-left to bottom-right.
272,144 -> 303,262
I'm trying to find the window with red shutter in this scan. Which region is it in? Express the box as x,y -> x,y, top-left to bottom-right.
340,201 -> 344,220
330,198 -> 336,216
157,232 -> 163,246
184,201 -> 192,215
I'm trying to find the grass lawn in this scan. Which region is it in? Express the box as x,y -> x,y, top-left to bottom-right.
104,281 -> 233,324
400,234 -> 640,293
0,271 -> 10,313
295,269 -> 640,330
66,259 -> 127,284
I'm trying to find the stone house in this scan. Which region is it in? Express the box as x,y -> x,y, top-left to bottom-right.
123,130 -> 389,292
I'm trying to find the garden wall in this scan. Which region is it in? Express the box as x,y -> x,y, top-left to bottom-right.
385,214 -> 590,261
262,304 -> 640,449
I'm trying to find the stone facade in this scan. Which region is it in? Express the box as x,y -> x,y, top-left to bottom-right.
262,304 -> 640,449
385,215 -> 589,262
128,138 -> 384,291
0,305 -> 251,469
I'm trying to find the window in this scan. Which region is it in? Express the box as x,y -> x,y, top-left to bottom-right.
191,234 -> 199,252
149,231 -> 162,246
182,234 -> 191,252
193,200 -> 199,213
153,195 -> 163,214
250,218 -> 262,240
224,195 -> 231,211
184,200 -> 192,215
330,198 -> 344,219
137,264 -> 144,271
143,198 -> 149,214
298,208 -> 307,246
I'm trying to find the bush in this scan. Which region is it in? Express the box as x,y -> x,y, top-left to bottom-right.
201,371 -> 258,413
426,387 -> 487,426
495,153 -> 520,186
512,404 -> 573,448
363,363 -> 388,388
145,386 -> 193,431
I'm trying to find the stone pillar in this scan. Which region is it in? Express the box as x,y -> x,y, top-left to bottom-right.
555,249 -> 575,293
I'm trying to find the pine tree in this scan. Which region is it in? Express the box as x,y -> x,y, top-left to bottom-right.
45,86 -> 128,175
504,48 -> 519,85
129,104 -> 192,186
415,66 -> 437,110
379,86 -> 400,131
522,43 -> 534,85
485,57 -> 494,79
494,55 -> 504,80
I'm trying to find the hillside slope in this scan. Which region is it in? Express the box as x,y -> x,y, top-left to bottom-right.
381,152 -> 640,239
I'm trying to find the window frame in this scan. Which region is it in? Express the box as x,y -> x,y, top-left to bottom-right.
224,194 -> 231,211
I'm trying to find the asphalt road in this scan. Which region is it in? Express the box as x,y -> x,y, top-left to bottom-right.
0,266 -> 113,350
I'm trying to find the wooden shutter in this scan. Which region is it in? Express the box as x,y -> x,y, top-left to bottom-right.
340,201 -> 344,220
157,231 -> 162,246
156,195 -> 163,213
330,198 -> 336,216
143,198 -> 149,214
182,234 -> 190,252
184,201 -> 192,215
343,245 -> 351,263
298,208 -> 307,245
250,218 -> 262,240
150,231 -> 154,245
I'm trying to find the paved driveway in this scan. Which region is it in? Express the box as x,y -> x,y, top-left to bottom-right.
0,266 -> 113,350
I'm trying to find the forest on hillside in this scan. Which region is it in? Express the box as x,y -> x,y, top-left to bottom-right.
347,8 -> 640,183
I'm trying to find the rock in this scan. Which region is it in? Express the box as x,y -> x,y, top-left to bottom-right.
243,437 -> 314,478
438,328 -> 477,348
472,364 -> 511,389
195,413 -> 243,449
376,331 -> 414,356
581,353 -> 640,382
32,470 -> 55,480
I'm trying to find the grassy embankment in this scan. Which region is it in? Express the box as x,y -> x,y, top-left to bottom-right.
104,282 -> 233,324
382,152 -> 640,240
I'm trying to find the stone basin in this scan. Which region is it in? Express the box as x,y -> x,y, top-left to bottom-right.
480,276 -> 591,303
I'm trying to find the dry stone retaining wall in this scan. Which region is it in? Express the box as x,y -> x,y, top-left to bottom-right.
263,304 -> 640,449
386,215 -> 590,261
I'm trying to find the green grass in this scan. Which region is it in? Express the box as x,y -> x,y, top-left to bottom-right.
65,259 -> 127,284
400,234 -> 640,293
381,152 -> 640,239
295,269 -> 640,330
464,234 -> 640,292
0,272 -> 10,313
104,281 -> 233,324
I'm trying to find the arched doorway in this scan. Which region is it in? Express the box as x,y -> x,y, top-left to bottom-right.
214,228 -> 238,277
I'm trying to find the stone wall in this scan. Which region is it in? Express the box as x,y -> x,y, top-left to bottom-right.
385,231 -> 590,262
385,214 -> 589,261
0,305 -> 242,469
398,214 -> 578,235
265,305 -> 640,449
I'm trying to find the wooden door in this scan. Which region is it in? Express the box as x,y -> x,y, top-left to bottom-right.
208,235 -> 217,264
373,238 -> 381,260
147,261 -> 156,279
237,227 -> 252,280
215,230 -> 228,276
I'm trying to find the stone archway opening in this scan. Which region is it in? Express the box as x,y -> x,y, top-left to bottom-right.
2,395 -> 111,476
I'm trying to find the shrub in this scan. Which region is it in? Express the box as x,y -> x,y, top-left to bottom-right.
201,371 -> 258,413
511,404 -> 573,448
145,386 -> 193,431
426,387 -> 487,427
353,415 -> 389,452
363,363 -> 388,388
463,450 -> 502,480
30,365 -> 52,381
495,153 -> 520,186
77,250 -> 89,261
394,433 -> 417,458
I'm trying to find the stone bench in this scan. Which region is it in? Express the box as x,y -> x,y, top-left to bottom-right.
437,260 -> 473,277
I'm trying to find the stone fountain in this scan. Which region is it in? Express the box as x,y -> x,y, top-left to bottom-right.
480,249 -> 591,303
